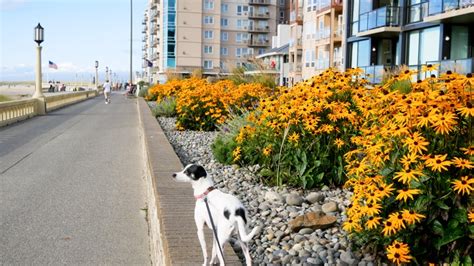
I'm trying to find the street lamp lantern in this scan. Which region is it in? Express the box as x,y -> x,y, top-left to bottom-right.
34,23 -> 44,45
94,60 -> 99,90
95,60 -> 99,68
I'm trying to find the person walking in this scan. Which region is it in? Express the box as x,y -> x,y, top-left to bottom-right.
103,80 -> 111,104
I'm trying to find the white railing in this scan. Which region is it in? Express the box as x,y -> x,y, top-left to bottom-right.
0,90 -> 97,127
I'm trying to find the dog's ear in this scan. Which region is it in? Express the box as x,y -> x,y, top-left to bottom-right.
187,164 -> 207,180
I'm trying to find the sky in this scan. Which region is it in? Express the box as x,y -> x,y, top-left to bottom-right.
0,0 -> 148,82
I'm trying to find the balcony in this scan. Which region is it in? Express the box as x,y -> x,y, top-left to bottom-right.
424,0 -> 474,23
358,65 -> 385,84
289,63 -> 302,73
312,0 -> 343,13
248,39 -> 270,47
357,6 -> 401,38
249,0 -> 270,5
426,58 -> 473,75
248,25 -> 270,33
248,11 -> 270,19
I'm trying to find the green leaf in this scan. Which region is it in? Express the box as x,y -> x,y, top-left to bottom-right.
448,219 -> 459,231
452,208 -> 467,223
432,220 -> 444,236
435,200 -> 450,210
434,227 -> 464,250
259,168 -> 274,177
462,255 -> 472,265
414,195 -> 432,211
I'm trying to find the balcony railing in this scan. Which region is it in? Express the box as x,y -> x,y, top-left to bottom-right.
249,0 -> 270,5
358,65 -> 385,83
316,27 -> 331,40
428,0 -> 474,16
407,2 -> 429,23
426,58 -> 474,75
359,6 -> 400,32
248,11 -> 270,19
248,25 -> 270,32
248,39 -> 270,46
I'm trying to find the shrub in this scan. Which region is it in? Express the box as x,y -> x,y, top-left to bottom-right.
343,69 -> 474,264
175,79 -> 272,131
214,68 -> 366,188
151,97 -> 177,117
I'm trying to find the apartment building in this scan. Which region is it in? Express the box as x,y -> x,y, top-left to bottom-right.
288,0 -> 304,86
344,0 -> 474,83
142,0 -> 285,83
302,0 -> 344,80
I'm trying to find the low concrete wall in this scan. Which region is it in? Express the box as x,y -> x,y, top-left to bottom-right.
137,98 -> 241,265
0,91 -> 97,127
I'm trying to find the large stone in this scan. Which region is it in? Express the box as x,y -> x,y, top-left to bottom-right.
321,201 -> 338,213
288,211 -> 337,232
265,191 -> 284,203
306,192 -> 324,204
286,193 -> 304,206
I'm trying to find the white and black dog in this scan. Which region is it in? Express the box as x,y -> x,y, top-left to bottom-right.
172,164 -> 260,266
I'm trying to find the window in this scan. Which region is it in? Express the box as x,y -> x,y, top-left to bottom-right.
204,60 -> 213,69
237,19 -> 249,29
221,18 -> 228,27
258,48 -> 266,55
204,0 -> 214,10
204,16 -> 214,24
221,3 -> 228,12
221,32 -> 228,41
237,5 -> 249,15
221,47 -> 228,55
204,30 -> 213,39
204,45 -> 213,54
407,26 -> 440,67
305,50 -> 311,67
349,39 -> 370,67
236,33 -> 248,43
236,48 -> 242,57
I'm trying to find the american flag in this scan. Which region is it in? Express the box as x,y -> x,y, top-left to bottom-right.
48,61 -> 58,69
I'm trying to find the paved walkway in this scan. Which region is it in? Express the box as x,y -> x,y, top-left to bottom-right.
0,93 -> 151,264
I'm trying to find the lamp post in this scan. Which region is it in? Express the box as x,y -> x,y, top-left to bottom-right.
106,66 -> 109,81
33,23 -> 46,114
95,60 -> 99,90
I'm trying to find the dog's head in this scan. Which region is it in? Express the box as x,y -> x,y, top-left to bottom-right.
172,164 -> 207,182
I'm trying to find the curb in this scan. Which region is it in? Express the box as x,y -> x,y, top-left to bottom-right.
137,98 -> 241,265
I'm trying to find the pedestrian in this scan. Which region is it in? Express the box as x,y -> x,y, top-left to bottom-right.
103,80 -> 111,104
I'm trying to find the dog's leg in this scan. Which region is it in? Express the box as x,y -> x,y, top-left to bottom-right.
197,226 -> 208,265
209,236 -> 217,265
215,226 -> 232,266
195,212 -> 208,266
239,240 -> 252,266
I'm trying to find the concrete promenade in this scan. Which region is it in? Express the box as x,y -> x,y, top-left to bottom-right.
0,93 -> 151,264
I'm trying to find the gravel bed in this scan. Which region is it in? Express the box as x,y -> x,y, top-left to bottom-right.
156,116 -> 377,266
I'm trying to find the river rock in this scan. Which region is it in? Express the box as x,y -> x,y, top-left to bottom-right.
288,211 -> 337,232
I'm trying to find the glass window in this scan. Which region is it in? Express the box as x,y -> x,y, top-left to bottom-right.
204,45 -> 213,54
351,42 -> 358,67
204,0 -> 214,10
204,30 -> 213,39
358,40 -> 370,67
204,16 -> 214,24
221,47 -> 228,55
221,3 -> 228,12
221,32 -> 228,41
204,60 -> 213,69
451,26 -> 468,60
419,27 -> 440,64
221,18 -> 228,27
408,31 -> 420,66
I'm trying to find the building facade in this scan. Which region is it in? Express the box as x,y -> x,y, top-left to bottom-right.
142,0 -> 285,83
345,0 -> 474,83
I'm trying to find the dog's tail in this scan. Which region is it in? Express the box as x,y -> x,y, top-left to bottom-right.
235,208 -> 261,242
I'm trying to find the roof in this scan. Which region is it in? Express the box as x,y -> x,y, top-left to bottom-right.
256,43 -> 289,59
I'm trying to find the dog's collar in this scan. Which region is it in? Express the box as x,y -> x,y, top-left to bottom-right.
194,186 -> 215,200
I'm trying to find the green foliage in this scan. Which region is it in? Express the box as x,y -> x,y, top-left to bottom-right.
0,94 -> 12,102
151,97 -> 177,117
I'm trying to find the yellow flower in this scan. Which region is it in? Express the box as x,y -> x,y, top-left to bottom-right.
262,145 -> 272,157
334,138 -> 345,148
382,220 -> 398,236
393,167 -> 423,185
460,146 -> 474,156
232,146 -> 241,162
343,218 -> 362,232
365,216 -> 382,229
386,240 -> 412,265
403,132 -> 429,155
451,175 -> 474,195
457,101 -> 474,118
451,157 -> 474,169
288,132 -> 300,143
424,154 -> 452,172
395,188 -> 421,202
468,210 -> 474,223
402,209 -> 425,225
